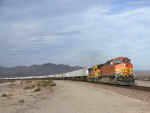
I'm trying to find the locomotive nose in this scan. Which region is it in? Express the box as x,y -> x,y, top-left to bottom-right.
121,64 -> 133,77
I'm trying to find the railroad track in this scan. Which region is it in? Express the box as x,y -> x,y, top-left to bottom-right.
0,77 -> 150,92
80,80 -> 150,92
99,82 -> 150,92
119,85 -> 150,92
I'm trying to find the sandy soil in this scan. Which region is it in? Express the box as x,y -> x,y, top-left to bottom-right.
0,80 -> 150,113
29,80 -> 150,113
0,80 -> 55,113
136,80 -> 150,87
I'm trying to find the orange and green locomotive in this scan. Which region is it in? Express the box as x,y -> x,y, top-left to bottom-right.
87,57 -> 135,85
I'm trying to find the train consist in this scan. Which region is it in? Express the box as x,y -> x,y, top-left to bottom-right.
1,57 -> 135,86
62,57 -> 135,85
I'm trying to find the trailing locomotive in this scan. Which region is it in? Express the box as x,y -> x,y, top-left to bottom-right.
87,57 -> 135,85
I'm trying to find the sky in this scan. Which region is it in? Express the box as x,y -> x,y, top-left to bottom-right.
0,0 -> 150,70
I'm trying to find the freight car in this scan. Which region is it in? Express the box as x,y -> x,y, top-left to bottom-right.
87,57 -> 135,85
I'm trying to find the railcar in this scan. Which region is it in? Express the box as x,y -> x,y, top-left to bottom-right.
87,57 -> 135,85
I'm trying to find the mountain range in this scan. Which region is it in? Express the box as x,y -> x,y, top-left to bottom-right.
0,63 -> 82,77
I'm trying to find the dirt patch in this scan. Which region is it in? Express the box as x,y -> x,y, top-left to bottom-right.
27,80 -> 150,113
0,79 -> 56,113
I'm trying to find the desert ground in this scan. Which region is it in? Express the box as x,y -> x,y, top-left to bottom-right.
0,80 -> 150,113
136,80 -> 150,87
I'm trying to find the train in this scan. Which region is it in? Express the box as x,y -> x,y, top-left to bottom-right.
61,57 -> 135,85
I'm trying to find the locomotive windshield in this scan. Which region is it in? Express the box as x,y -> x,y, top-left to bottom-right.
123,59 -> 130,63
113,60 -> 122,64
113,58 -> 130,64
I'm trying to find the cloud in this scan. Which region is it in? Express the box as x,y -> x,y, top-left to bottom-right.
0,0 -> 150,70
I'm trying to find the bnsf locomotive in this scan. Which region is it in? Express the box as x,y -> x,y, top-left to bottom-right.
87,57 -> 135,85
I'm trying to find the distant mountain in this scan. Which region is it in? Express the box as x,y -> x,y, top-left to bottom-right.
0,63 -> 82,77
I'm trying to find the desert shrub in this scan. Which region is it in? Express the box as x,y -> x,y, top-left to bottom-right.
18,99 -> 25,103
48,80 -> 56,86
23,84 -> 35,90
1,93 -> 12,97
35,80 -> 56,88
1,93 -> 8,97
21,79 -> 56,91
33,87 -> 41,92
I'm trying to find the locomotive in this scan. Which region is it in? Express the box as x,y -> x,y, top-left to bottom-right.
87,57 -> 135,85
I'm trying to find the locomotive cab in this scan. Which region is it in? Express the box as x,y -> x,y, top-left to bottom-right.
112,57 -> 135,85
113,58 -> 132,74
